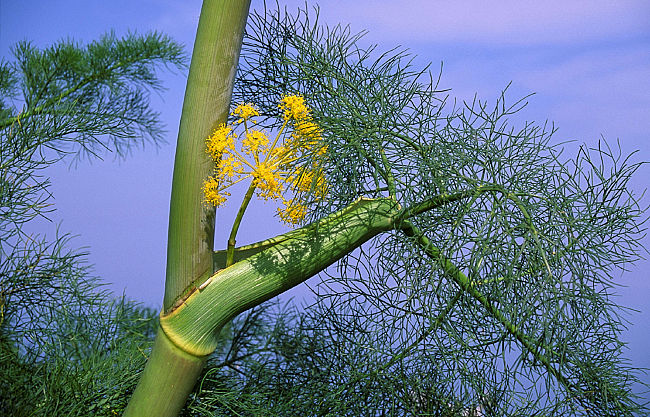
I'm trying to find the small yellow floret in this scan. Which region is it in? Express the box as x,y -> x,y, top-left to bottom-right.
203,177 -> 228,207
289,169 -> 328,197
232,103 -> 259,122
277,199 -> 308,225
253,161 -> 283,200
217,155 -> 243,179
294,119 -> 321,139
279,95 -> 310,121
242,130 -> 269,155
206,124 -> 235,160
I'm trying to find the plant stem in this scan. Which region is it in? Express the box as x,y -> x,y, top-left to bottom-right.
124,1 -> 251,415
122,327 -> 206,416
163,0 -> 251,312
398,219 -> 572,394
161,197 -> 401,356
226,181 -> 257,267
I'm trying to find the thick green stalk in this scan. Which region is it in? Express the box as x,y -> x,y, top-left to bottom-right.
164,0 -> 251,311
122,327 -> 206,416
124,1 -> 250,416
161,197 -> 400,356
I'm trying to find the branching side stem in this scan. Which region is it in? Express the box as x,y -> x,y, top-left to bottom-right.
398,219 -> 574,395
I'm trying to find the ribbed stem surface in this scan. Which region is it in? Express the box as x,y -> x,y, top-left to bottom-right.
161,198 -> 400,356
122,327 -> 206,417
124,1 -> 250,415
164,0 -> 251,311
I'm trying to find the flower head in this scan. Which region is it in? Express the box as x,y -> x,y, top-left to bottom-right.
217,155 -> 243,179
279,95 -> 310,121
206,124 -> 235,160
242,129 -> 269,155
231,103 -> 259,122
252,161 -> 284,200
277,199 -> 308,225
203,97 -> 328,226
202,176 -> 229,207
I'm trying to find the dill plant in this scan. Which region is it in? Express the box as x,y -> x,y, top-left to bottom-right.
137,3 -> 648,415
1,1 -> 647,416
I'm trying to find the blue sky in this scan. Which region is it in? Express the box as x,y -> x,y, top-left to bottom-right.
2,0 -> 649,392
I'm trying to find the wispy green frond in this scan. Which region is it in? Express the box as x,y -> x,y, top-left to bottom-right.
226,4 -> 649,415
0,28 -> 187,417
1,30 -> 187,162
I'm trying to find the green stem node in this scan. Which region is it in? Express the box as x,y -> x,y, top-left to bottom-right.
161,197 -> 400,356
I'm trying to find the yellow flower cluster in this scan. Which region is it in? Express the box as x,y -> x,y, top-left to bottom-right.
279,95 -> 309,121
231,102 -> 259,121
203,97 -> 328,225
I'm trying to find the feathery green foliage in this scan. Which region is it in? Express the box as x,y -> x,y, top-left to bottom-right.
222,4 -> 649,415
0,31 -> 186,416
2,3 -> 648,416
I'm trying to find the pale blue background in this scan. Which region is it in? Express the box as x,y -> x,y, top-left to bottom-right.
2,0 -> 649,394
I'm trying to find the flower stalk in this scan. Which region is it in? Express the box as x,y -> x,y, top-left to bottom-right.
225,181 -> 256,267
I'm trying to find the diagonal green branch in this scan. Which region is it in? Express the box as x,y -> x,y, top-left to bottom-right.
161,197 -> 401,356
399,184 -> 504,220
398,219 -> 574,395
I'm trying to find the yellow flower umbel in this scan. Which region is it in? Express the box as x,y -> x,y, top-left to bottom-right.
203,97 -> 328,226
231,102 -> 259,121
